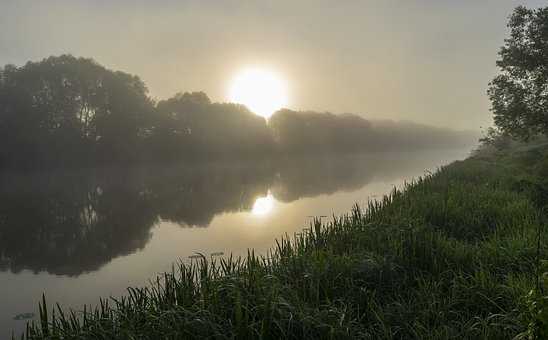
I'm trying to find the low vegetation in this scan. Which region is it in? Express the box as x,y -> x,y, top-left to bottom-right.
17,140 -> 548,339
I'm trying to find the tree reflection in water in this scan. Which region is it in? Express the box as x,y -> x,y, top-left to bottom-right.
0,153 -> 443,276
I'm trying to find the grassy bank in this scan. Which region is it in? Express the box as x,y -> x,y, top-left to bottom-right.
21,143 -> 548,339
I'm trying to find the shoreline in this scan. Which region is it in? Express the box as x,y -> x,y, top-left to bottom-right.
20,142 -> 547,339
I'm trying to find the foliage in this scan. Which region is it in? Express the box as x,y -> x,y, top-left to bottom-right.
479,127 -> 512,150
519,261 -> 548,340
488,6 -> 548,140
0,55 -> 155,166
152,92 -> 275,159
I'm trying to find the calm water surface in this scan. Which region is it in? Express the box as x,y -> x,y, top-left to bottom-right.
1,150 -> 470,336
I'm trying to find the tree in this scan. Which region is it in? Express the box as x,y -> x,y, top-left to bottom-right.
153,92 -> 275,159
488,6 -> 548,140
0,55 -> 154,167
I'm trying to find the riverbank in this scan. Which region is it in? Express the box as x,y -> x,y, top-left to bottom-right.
22,142 -> 548,339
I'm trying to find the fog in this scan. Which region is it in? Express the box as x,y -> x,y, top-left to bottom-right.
0,56 -> 477,168
1,0 -> 545,130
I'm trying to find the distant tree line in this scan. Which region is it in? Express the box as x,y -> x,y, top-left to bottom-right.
0,55 -> 475,168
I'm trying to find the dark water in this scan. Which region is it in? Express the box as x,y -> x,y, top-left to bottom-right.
0,150 -> 469,336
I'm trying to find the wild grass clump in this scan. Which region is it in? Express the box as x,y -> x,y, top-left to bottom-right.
20,145 -> 548,339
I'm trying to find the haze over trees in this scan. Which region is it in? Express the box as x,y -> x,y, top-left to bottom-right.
488,6 -> 548,141
0,55 -> 476,168
153,92 -> 274,160
269,109 -> 475,154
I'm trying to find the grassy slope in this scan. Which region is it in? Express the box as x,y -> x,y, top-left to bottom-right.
23,143 -> 548,339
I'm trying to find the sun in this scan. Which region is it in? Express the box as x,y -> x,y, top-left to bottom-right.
228,68 -> 288,118
251,192 -> 275,216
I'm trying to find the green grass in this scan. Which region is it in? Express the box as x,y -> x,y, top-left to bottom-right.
19,143 -> 548,339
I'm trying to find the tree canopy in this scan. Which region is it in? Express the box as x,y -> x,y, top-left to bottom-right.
152,92 -> 274,159
488,6 -> 548,140
0,55 -> 154,166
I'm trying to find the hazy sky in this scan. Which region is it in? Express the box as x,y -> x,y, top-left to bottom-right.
0,0 -> 545,130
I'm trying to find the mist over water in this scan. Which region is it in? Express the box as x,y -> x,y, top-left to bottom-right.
0,149 -> 469,336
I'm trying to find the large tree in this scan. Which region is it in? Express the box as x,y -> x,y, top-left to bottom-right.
0,55 -> 154,166
488,6 -> 548,140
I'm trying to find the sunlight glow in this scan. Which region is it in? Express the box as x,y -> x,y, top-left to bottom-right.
251,192 -> 275,216
228,68 -> 288,118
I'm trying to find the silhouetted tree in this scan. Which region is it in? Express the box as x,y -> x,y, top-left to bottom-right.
0,55 -> 154,167
152,92 -> 275,160
488,6 -> 548,140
